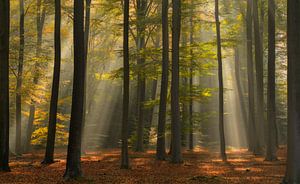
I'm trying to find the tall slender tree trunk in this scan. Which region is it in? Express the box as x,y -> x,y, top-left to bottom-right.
188,0 -> 194,151
135,0 -> 147,152
246,0 -> 257,153
121,0 -> 130,169
16,0 -> 25,155
43,0 -> 61,164
283,1 -> 300,183
171,0 -> 182,164
156,0 -> 169,160
0,0 -> 10,172
265,0 -> 277,161
63,0 -> 85,179
25,0 -> 46,153
253,0 -> 264,155
81,0 -> 92,154
215,0 -> 227,162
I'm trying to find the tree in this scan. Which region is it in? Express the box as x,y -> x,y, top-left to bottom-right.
156,0 -> 169,161
0,0 -> 10,172
171,0 -> 182,164
121,0 -> 130,169
284,0 -> 300,182
215,0 -> 227,162
188,0 -> 194,151
253,0 -> 264,154
135,0 -> 147,152
15,0 -> 25,155
43,0 -> 61,164
246,0 -> 257,153
25,0 -> 46,152
64,0 -> 85,179
265,0 -> 277,161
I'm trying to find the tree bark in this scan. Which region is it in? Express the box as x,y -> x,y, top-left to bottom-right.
246,0 -> 257,153
43,0 -> 61,164
284,1 -> 300,183
63,0 -> 85,179
15,0 -> 25,155
171,0 -> 182,164
253,0 -> 264,155
265,0 -> 277,161
135,0 -> 147,152
121,0 -> 130,169
189,0 -> 194,151
156,0 -> 169,161
215,0 -> 227,162
0,0 -> 10,172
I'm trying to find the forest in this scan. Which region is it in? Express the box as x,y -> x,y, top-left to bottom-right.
0,0 -> 299,183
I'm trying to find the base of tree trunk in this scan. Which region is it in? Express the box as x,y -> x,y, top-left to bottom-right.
63,169 -> 83,181
120,164 -> 130,169
264,156 -> 278,162
0,166 -> 11,172
41,159 -> 56,165
156,154 -> 166,161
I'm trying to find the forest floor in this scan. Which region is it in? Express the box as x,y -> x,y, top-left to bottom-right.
0,147 -> 286,184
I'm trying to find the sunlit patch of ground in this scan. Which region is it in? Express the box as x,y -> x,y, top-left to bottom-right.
0,147 -> 286,183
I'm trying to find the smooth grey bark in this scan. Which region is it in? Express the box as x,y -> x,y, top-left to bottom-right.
283,1 -> 300,183
63,0 -> 85,179
265,0 -> 277,161
121,0 -> 130,169
215,0 -> 227,162
0,0 -> 10,172
156,0 -> 169,160
171,0 -> 182,164
16,0 -> 25,155
43,0 -> 61,164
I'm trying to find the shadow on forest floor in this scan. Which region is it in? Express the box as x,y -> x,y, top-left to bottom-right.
0,147 -> 286,183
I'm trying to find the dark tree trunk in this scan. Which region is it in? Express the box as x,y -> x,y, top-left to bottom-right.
121,0 -> 130,169
253,0 -> 264,155
156,0 -> 169,161
215,0 -> 227,162
0,0 -> 10,172
188,1 -> 194,151
135,0 -> 147,152
171,0 -> 182,164
16,0 -> 25,155
265,0 -> 277,161
246,0 -> 257,153
25,0 -> 46,153
63,0 -> 85,179
43,0 -> 61,164
284,1 -> 300,183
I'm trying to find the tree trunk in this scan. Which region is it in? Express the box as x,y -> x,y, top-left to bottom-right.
15,0 -> 25,155
0,0 -> 10,172
284,1 -> 300,183
135,0 -> 147,152
43,0 -> 61,164
189,0 -> 194,151
215,0 -> 227,162
25,0 -> 46,153
121,0 -> 130,169
246,0 -> 257,153
265,0 -> 277,161
156,0 -> 169,161
253,0 -> 264,155
81,0 -> 92,154
171,0 -> 182,164
63,0 -> 85,179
